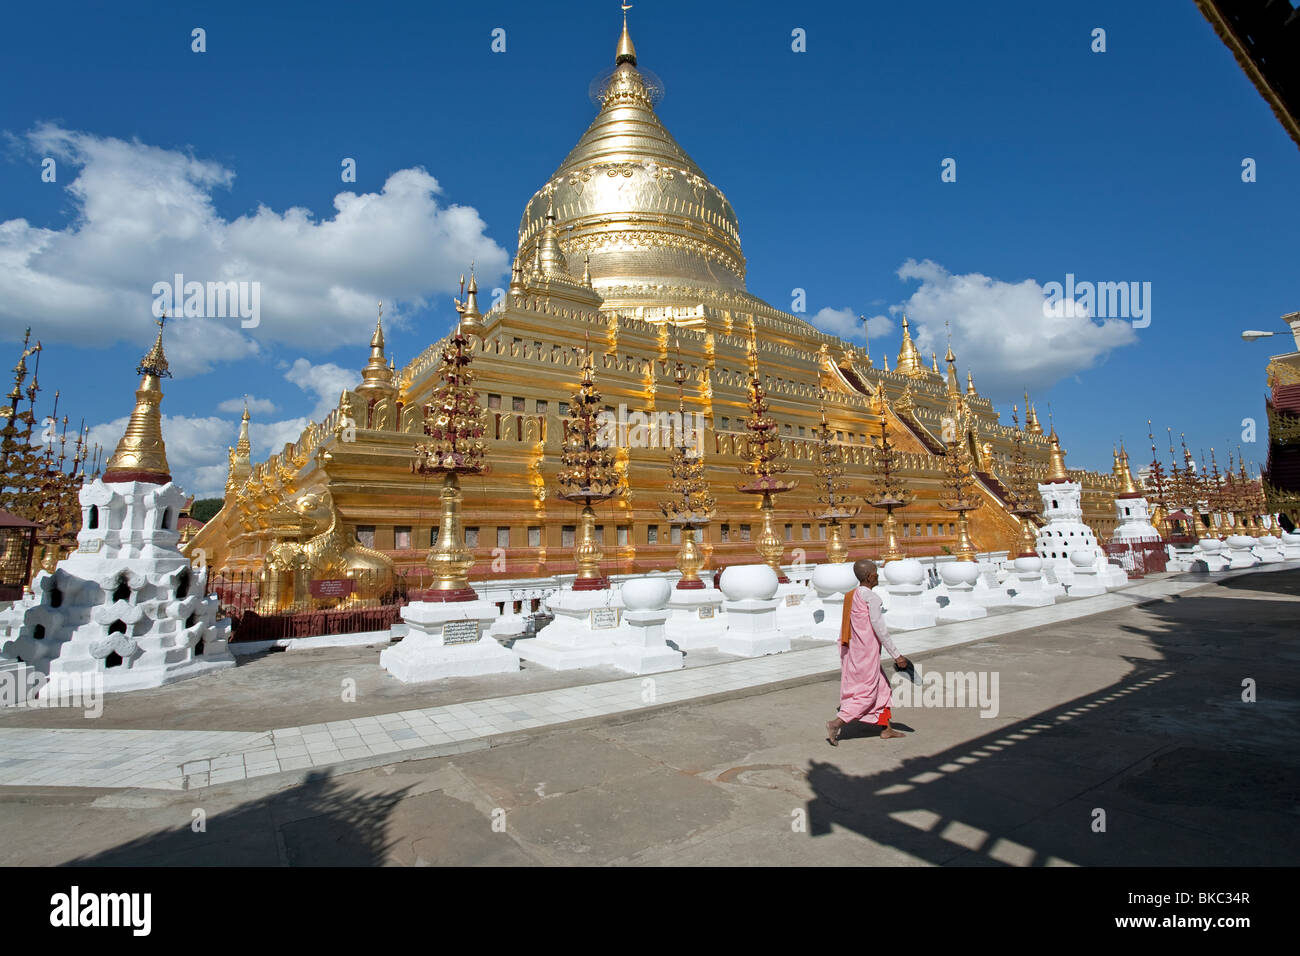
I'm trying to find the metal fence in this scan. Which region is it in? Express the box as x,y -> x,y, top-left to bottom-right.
1103,539 -> 1169,579
207,568 -> 413,643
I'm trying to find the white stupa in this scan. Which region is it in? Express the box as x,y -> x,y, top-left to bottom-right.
0,321 -> 234,695
1110,445 -> 1161,542
1035,428 -> 1126,590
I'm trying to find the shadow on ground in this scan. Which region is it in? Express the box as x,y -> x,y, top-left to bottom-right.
65,771 -> 411,865
804,570 -> 1300,866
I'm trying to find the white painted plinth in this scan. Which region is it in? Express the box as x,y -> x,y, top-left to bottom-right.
971,564 -> 1015,607
876,586 -> 936,629
1226,535 -> 1261,570
1008,556 -> 1057,608
1282,531 -> 1300,560
877,558 -> 937,630
1192,539 -> 1230,571
714,564 -> 791,657
489,613 -> 528,639
380,600 -> 518,683
664,589 -> 727,650
774,581 -> 816,639
512,589 -> 623,671
806,563 -> 857,641
1254,537 -> 1285,563
971,581 -> 1014,606
715,598 -> 790,656
611,609 -> 684,674
1064,550 -> 1106,597
935,562 -> 988,623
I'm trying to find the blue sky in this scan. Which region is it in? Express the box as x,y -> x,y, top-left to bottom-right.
1,0 -> 1296,497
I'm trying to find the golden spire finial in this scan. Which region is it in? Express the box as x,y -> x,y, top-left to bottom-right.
228,395 -> 254,493
370,302 -> 385,350
1044,427 -> 1069,483
966,369 -> 975,395
1025,392 -> 1042,434
582,252 -> 593,288
1117,443 -> 1139,496
102,311 -> 172,484
895,311 -> 923,377
360,302 -> 392,386
616,1 -> 637,66
944,332 -> 960,395
536,201 -> 572,279
458,265 -> 483,337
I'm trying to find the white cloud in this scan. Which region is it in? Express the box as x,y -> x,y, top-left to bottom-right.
891,258 -> 1139,400
1,124 -> 509,374
284,359 -> 357,420
808,306 -> 892,342
217,395 -> 277,416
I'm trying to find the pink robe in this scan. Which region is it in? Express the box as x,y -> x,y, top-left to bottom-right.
838,586 -> 901,724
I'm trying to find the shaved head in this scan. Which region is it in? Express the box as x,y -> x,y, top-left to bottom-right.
853,558 -> 877,584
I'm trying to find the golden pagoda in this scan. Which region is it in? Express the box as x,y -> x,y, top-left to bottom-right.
103,318 -> 172,484
191,10 -> 1129,585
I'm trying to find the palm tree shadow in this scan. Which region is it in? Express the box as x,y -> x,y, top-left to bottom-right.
66,770 -> 413,866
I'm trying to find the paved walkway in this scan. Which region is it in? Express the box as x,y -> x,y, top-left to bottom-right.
0,565 -> 1293,791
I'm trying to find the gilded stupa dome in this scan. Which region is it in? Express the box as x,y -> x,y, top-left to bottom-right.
517,17 -> 745,296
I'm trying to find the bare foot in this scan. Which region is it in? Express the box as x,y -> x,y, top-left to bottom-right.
826,719 -> 841,747
880,727 -> 906,740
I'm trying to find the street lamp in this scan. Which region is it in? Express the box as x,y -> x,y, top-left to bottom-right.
1241,330 -> 1276,341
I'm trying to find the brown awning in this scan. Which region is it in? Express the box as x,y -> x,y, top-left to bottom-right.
0,509 -> 40,529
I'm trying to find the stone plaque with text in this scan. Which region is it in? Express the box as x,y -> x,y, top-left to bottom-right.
590,607 -> 620,630
443,619 -> 480,645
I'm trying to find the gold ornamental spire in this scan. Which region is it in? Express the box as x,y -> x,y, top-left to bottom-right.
226,400 -> 253,495
536,199 -> 572,279
895,313 -> 924,378
360,303 -> 391,388
454,269 -> 485,339
616,1 -> 637,65
557,338 -> 622,590
237,401 -> 251,454
1044,427 -> 1069,483
103,316 -> 172,484
945,343 -> 960,395
1117,442 -> 1140,496
966,370 -> 976,395
1024,391 -> 1042,434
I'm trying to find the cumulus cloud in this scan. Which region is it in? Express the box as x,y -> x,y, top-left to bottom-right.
808,306 -> 893,342
284,359 -> 358,419
1,123 -> 509,373
217,395 -> 277,416
890,258 -> 1139,400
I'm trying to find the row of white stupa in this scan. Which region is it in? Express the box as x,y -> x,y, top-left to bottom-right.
6,443 -> 1294,698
